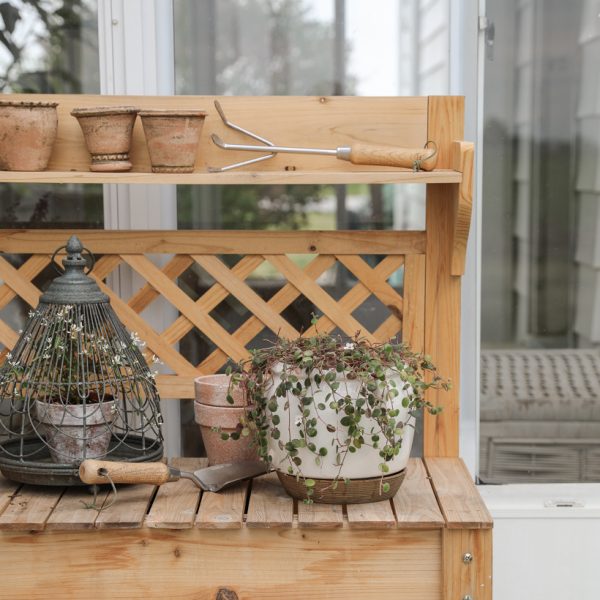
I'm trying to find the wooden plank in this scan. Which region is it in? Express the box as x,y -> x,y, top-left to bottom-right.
88,272 -> 199,376
145,458 -> 205,529
0,528 -> 442,599
128,255 -> 194,314
199,254 -> 336,373
0,485 -> 63,531
392,459 -> 444,529
0,473 -> 20,517
94,483 -> 157,530
266,254 -> 377,341
0,169 -> 462,185
245,473 -> 293,528
336,254 -> 404,309
443,529 -> 493,600
160,255 -> 263,348
402,254 -> 426,352
0,229 -> 426,256
1,94 -> 430,174
297,501 -> 344,529
193,254 -> 299,339
0,255 -> 49,310
302,255 -> 403,339
122,254 -> 249,362
425,458 -> 493,529
450,140 -> 474,276
195,481 -> 250,530
424,96 -> 465,458
346,500 -> 396,529
46,486 -> 111,531
0,255 -> 41,308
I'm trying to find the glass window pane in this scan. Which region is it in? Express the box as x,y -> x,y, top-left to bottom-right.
173,0 -> 447,456
481,0 -> 600,483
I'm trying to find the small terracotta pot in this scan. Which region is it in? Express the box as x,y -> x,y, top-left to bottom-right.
35,399 -> 117,464
0,101 -> 58,171
194,374 -> 258,465
194,374 -> 246,407
139,109 -> 206,173
71,106 -> 139,172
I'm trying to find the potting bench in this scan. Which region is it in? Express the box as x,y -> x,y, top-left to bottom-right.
0,94 -> 491,599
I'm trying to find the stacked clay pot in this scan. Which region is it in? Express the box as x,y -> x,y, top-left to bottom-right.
194,374 -> 259,465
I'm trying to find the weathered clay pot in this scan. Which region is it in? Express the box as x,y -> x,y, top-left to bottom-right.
0,101 -> 58,171
194,374 -> 258,466
35,399 -> 117,464
71,106 -> 139,172
139,109 -> 206,173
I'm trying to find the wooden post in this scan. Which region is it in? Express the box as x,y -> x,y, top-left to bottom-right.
424,96 -> 465,457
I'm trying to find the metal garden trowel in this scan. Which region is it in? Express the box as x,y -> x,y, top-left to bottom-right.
79,459 -> 270,492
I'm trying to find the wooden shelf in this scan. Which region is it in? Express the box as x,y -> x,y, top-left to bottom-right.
0,168 -> 462,185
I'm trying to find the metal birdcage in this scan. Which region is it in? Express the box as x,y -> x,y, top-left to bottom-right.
0,235 -> 163,485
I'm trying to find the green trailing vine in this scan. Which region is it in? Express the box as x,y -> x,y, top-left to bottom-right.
220,333 -> 450,501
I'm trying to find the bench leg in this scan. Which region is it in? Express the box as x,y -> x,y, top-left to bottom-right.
443,529 -> 493,600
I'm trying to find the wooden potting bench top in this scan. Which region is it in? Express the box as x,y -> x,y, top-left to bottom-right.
0,458 -> 491,532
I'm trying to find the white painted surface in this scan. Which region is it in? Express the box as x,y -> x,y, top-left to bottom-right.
97,0 -> 181,457
480,484 -> 600,599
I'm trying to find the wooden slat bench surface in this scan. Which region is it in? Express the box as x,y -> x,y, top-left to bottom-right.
0,458 -> 490,532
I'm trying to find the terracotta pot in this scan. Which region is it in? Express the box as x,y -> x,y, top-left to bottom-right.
0,101 -> 58,171
35,399 -> 117,464
139,109 -> 206,173
194,374 -> 246,407
71,106 -> 139,172
194,375 -> 258,465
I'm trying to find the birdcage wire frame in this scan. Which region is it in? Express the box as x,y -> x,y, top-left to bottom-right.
0,236 -> 164,485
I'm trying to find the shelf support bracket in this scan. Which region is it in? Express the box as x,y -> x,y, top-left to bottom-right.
450,140 -> 474,277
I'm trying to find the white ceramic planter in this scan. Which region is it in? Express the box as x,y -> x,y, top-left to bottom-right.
266,365 -> 415,480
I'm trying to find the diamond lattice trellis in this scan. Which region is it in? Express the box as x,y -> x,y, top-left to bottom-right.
0,231 -> 426,398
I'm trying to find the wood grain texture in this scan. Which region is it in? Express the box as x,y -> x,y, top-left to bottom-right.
425,458 -> 493,529
0,528 -> 442,599
0,485 -> 63,531
402,254 -> 426,351
94,483 -> 156,530
195,480 -> 250,529
346,500 -> 396,529
0,94 -> 431,176
0,169 -> 461,185
0,229 -> 426,255
0,255 -> 48,309
297,500 -> 344,529
46,486 -> 111,531
424,96 -> 465,458
79,460 -> 172,486
392,459 -> 444,529
199,254 -> 335,374
302,255 -> 403,340
443,529 -> 493,600
245,473 -> 294,528
0,255 -> 42,308
265,254 -> 376,341
145,458 -> 205,529
450,141 -> 474,276
0,473 -> 20,517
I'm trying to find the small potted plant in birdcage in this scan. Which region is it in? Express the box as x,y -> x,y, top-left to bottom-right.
25,303 -> 129,463
221,330 -> 449,504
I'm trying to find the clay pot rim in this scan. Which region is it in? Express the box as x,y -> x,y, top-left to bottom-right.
71,106 -> 139,117
138,109 -> 207,118
0,101 -> 58,109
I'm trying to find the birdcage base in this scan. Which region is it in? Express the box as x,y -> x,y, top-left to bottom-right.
0,435 -> 163,486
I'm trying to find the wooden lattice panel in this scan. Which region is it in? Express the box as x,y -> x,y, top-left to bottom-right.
0,230 -> 425,399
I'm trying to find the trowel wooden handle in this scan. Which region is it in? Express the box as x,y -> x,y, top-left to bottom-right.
346,143 -> 438,171
79,460 -> 176,485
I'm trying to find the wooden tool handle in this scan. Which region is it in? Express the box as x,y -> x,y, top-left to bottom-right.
79,460 -> 175,485
348,143 -> 438,171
